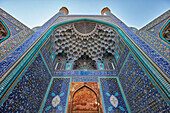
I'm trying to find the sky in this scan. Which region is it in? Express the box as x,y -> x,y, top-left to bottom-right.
0,0 -> 170,29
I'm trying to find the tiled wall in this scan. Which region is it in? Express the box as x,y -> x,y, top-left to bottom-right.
0,16 -> 22,36
137,29 -> 170,62
99,77 -> 128,113
1,8 -> 169,113
137,16 -> 170,62
40,37 -> 55,74
146,18 -> 169,37
41,77 -> 71,113
116,44 -> 129,74
0,53 -> 51,112
0,9 -> 34,63
140,10 -> 170,31
118,53 -> 169,112
107,11 -> 170,77
72,76 -> 98,82
0,8 -> 64,77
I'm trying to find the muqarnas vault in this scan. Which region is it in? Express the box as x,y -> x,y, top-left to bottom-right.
0,7 -> 170,113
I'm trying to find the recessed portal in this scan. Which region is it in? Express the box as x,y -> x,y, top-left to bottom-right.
72,86 -> 98,113
67,82 -> 103,113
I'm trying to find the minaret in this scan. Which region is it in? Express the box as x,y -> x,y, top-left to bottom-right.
101,7 -> 111,15
59,7 -> 69,15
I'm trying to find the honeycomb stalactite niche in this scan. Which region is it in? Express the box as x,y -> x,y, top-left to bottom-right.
73,55 -> 97,70
52,22 -> 119,70
73,22 -> 97,35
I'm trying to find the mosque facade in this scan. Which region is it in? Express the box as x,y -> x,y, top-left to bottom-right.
0,7 -> 169,112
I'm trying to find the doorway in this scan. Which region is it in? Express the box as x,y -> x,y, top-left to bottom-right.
67,82 -> 103,113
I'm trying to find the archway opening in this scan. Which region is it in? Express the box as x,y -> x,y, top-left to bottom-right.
162,22 -> 170,42
0,20 -> 9,42
72,86 -> 98,113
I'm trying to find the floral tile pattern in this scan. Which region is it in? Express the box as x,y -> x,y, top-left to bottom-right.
0,53 -> 51,112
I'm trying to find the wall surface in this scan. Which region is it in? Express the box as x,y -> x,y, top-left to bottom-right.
0,9 -> 34,76
100,77 -> 129,113
41,77 -> 71,113
0,53 -> 51,112
119,52 -> 169,112
0,8 -> 169,113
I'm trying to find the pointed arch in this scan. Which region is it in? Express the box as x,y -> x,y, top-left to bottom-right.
71,85 -> 99,113
160,19 -> 170,44
0,18 -> 10,43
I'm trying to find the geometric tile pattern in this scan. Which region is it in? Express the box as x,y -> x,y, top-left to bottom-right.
0,53 -> 51,112
72,76 -> 98,82
0,29 -> 33,61
41,44 -> 55,74
140,10 -> 170,31
116,45 -> 129,73
147,18 -> 169,37
41,31 -> 118,76
0,16 -> 22,36
53,23 -> 117,63
53,70 -> 117,76
0,9 -> 29,30
137,30 -> 170,61
1,8 -> 169,113
0,9 -> 64,77
114,37 -> 125,63
42,78 -> 70,113
108,12 -> 170,77
138,11 -> 169,61
119,53 -> 169,112
0,10 -> 33,61
100,77 -> 128,113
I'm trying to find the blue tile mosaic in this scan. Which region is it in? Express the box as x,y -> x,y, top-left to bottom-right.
137,29 -> 170,61
116,45 -> 129,73
0,30 -> 34,61
72,76 -> 98,82
42,78 -> 70,113
1,7 -> 169,113
119,53 -> 169,112
0,53 -> 51,112
0,10 -> 64,77
0,16 -> 22,36
41,44 -> 55,74
108,12 -> 170,77
100,77 -> 128,113
0,9 -> 31,30
53,70 -> 117,76
147,18 -> 169,37
0,9 -> 34,61
140,10 -> 170,31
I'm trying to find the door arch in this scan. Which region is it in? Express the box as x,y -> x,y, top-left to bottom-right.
71,85 -> 99,113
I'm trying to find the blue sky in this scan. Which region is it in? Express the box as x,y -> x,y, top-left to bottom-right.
1,0 -> 169,29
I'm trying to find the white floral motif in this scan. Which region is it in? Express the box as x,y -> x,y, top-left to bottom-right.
52,95 -> 60,107
110,95 -> 118,108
